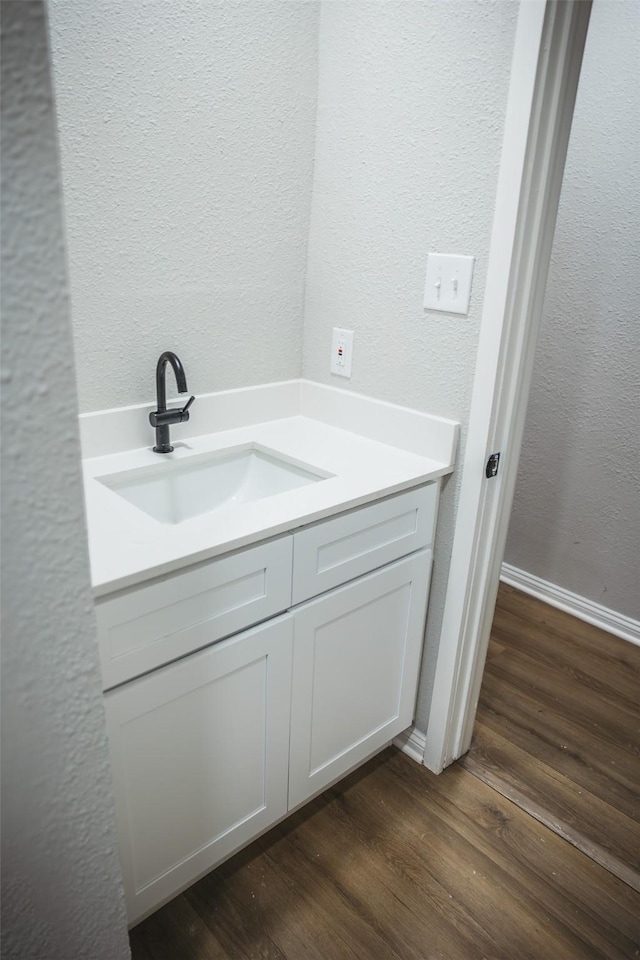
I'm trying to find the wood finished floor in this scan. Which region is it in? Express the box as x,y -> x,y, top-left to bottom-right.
130,757 -> 639,959
130,586 -> 640,959
462,583 -> 640,891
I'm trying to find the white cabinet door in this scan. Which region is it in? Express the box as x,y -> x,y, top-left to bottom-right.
288,550 -> 432,810
105,614 -> 293,925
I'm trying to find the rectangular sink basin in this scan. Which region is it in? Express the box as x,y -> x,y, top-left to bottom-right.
98,445 -> 330,525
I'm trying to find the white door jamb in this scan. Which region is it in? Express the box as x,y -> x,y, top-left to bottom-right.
423,0 -> 592,773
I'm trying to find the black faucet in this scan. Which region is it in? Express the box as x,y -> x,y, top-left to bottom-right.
149,351 -> 195,453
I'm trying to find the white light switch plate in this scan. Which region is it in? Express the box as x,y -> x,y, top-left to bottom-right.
424,253 -> 475,315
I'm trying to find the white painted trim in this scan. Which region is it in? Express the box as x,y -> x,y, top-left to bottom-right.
393,726 -> 427,765
423,1 -> 592,773
500,564 -> 640,648
424,0 -> 548,773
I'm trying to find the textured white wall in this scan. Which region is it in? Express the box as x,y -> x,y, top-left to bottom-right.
0,4 -> 130,957
47,0 -> 319,413
46,1 -> 519,735
504,1 -> 640,621
302,1 -> 518,729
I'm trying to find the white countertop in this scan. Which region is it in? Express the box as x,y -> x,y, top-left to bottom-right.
82,381 -> 459,597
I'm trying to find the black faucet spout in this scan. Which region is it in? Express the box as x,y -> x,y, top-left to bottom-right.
149,351 -> 195,453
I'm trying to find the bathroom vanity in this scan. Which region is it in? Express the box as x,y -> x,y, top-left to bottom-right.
81,380 -> 458,924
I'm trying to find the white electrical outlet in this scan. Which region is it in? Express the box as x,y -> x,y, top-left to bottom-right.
423,253 -> 475,314
330,327 -> 354,378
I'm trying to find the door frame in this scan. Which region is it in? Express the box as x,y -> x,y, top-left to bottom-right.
423,0 -> 592,773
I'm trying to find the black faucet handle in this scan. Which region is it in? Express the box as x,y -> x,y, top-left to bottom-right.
177,394 -> 195,423
149,395 -> 195,428
180,397 -> 195,423
181,394 -> 195,414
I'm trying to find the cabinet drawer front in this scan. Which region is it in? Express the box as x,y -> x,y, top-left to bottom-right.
97,536 -> 292,690
292,484 -> 438,604
288,549 -> 432,810
105,614 -> 293,925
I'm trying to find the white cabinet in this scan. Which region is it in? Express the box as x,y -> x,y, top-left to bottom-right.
102,482 -> 440,925
104,614 -> 293,925
288,550 -> 432,809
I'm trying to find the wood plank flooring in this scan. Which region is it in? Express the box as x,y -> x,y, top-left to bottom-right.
462,583 -> 640,890
130,747 -> 640,959
130,585 -> 640,959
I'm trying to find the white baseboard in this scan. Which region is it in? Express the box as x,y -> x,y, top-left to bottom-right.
500,563 -> 640,647
393,726 -> 427,764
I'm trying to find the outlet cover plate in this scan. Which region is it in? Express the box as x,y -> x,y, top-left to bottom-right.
330,327 -> 353,378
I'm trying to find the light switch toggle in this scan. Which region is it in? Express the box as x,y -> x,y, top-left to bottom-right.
424,253 -> 475,315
